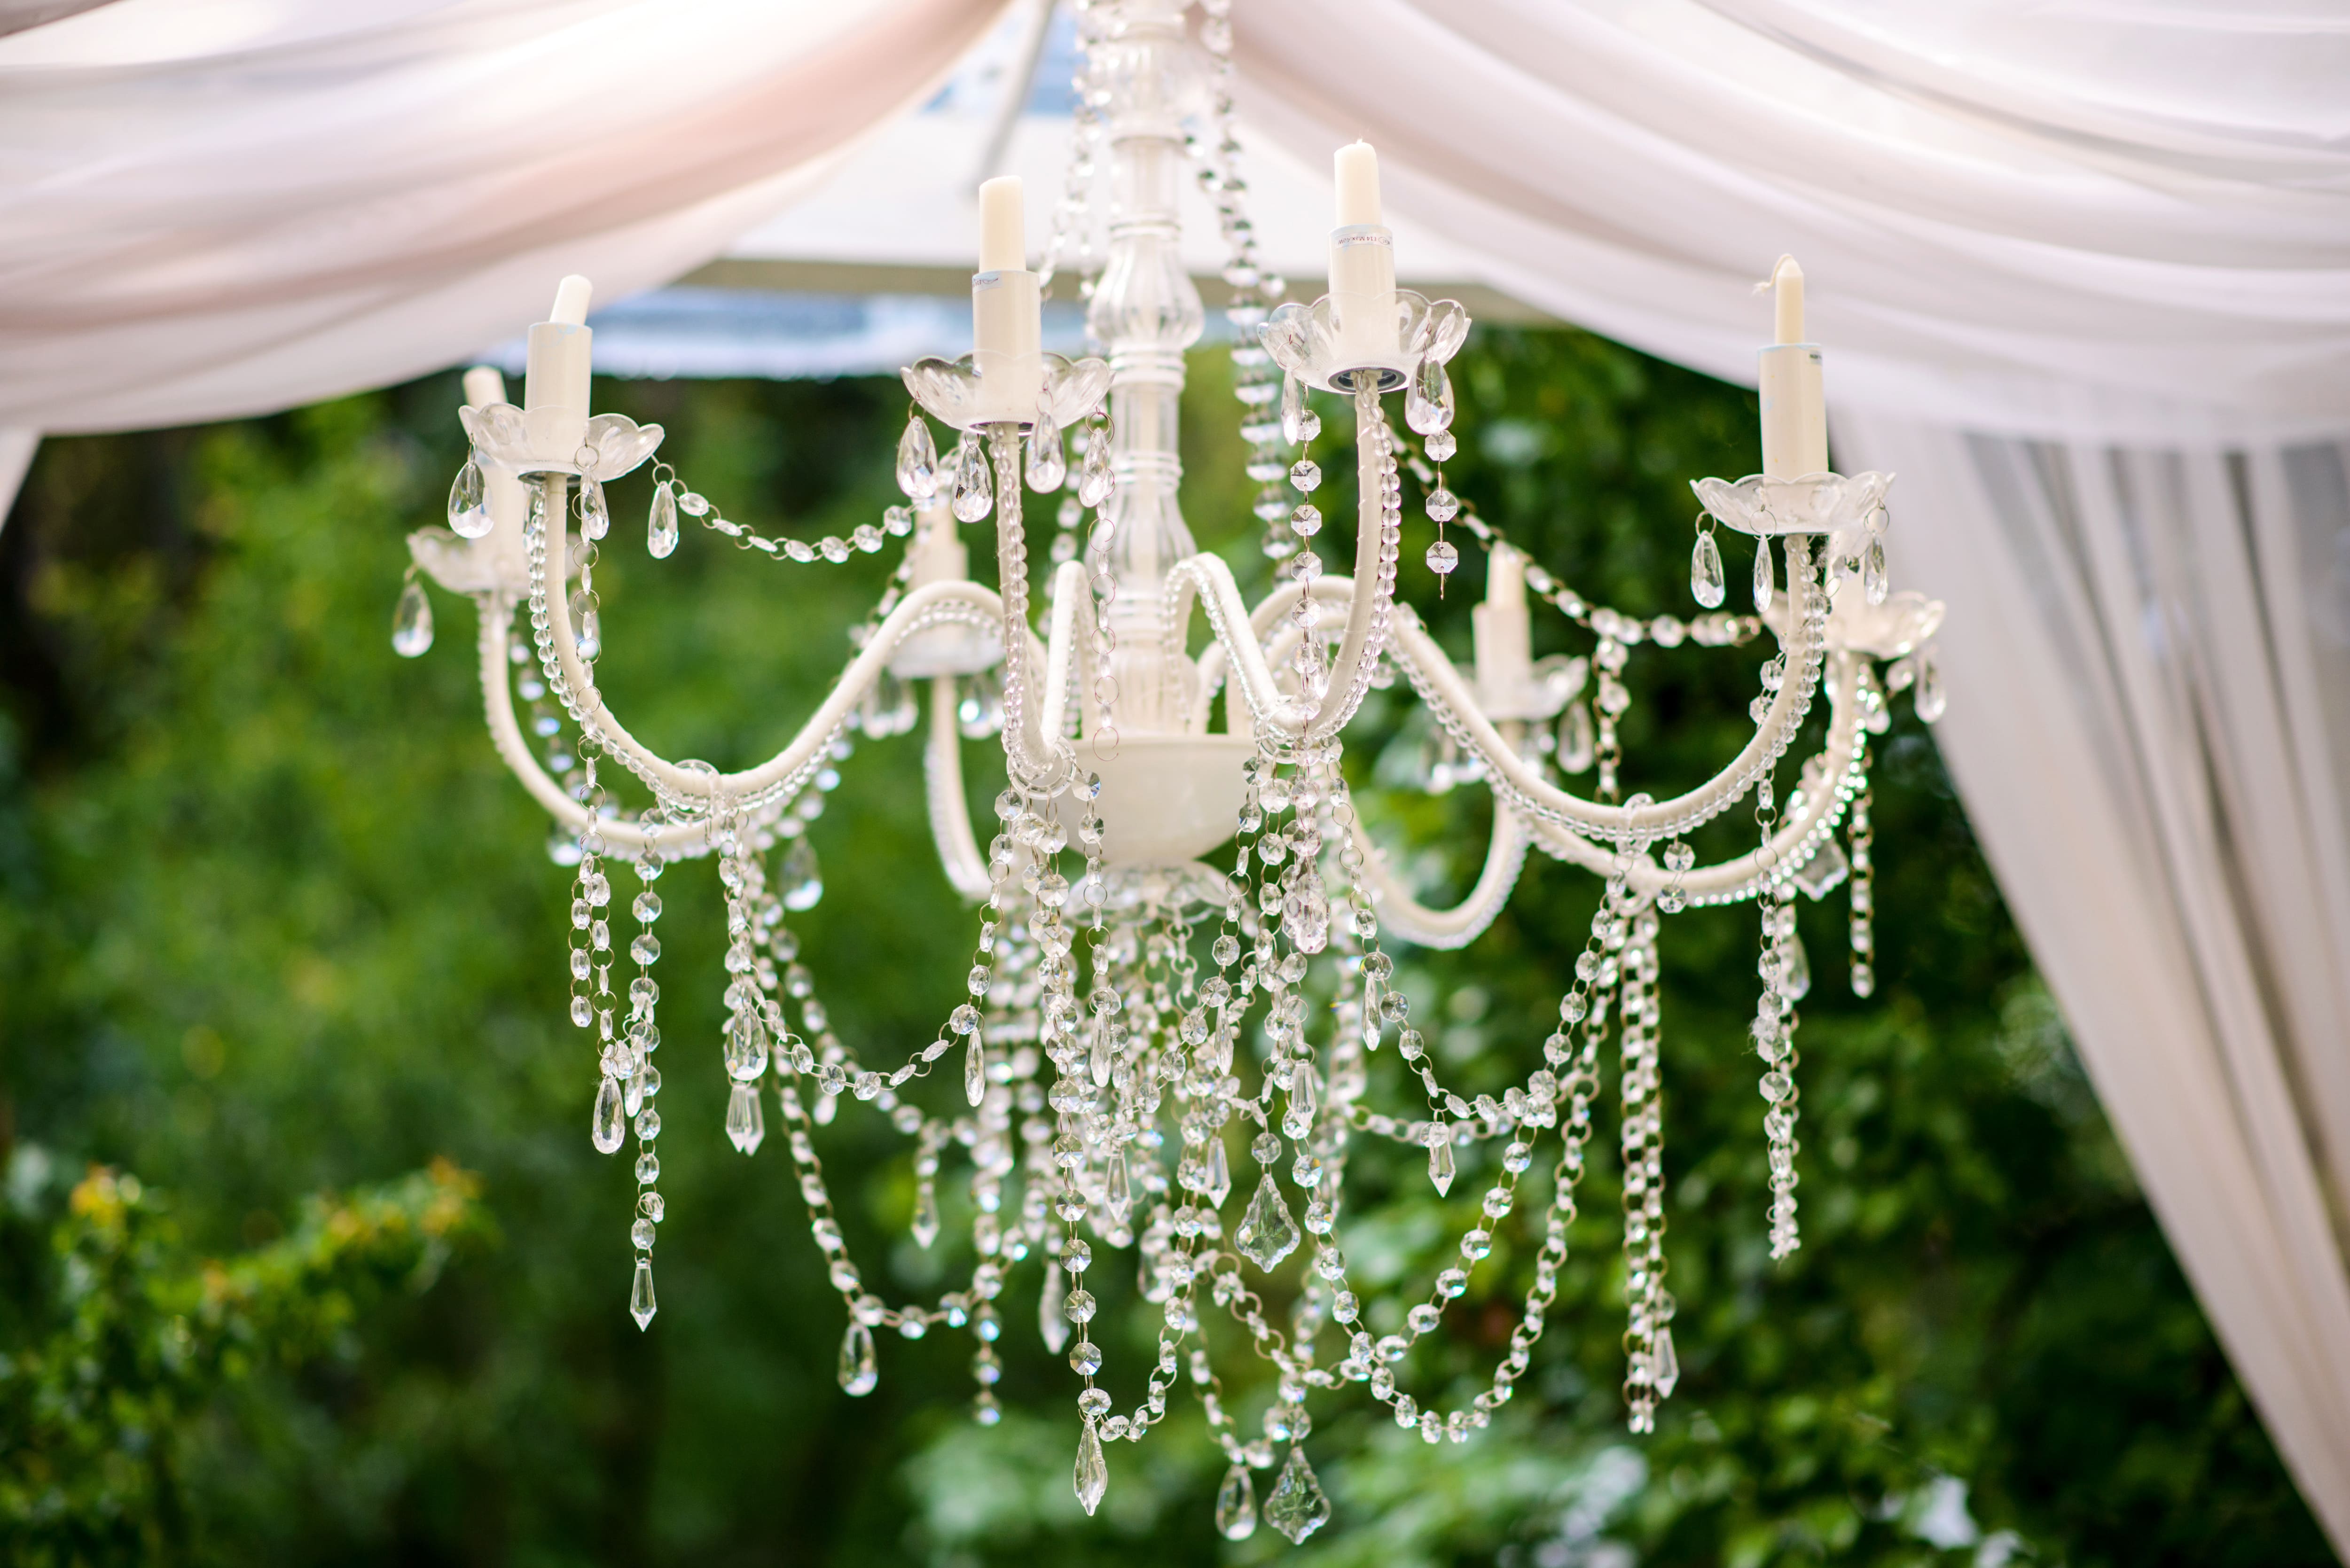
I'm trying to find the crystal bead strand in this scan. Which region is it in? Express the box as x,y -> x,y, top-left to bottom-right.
623,844 -> 667,1309
1849,788 -> 1876,998
1618,906 -> 1673,1433
714,820 -> 769,1156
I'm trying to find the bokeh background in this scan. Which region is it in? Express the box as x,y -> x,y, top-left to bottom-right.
0,328 -> 2330,1565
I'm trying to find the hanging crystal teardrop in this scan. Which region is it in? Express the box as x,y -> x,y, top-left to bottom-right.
1281,372 -> 1321,445
1863,534 -> 1888,605
951,433 -> 993,522
1753,538 -> 1776,615
896,412 -> 939,499
1406,356 -> 1455,435
781,837 -> 822,911
1040,1261 -> 1070,1353
1235,1173 -> 1300,1269
1781,932 -> 1812,1001
592,1075 -> 626,1153
1558,702 -> 1596,773
1077,421 -> 1115,508
724,1081 -> 765,1154
911,1181 -> 940,1248
723,1012 -> 769,1081
1073,1418 -> 1109,1516
392,579 -> 434,657
448,457 -> 492,538
1263,1445 -> 1332,1543
629,1255 -> 657,1329
1653,1324 -> 1681,1396
1428,1124 -> 1457,1196
964,1030 -> 987,1108
1691,530 -> 1726,608
648,481 -> 680,559
1216,1464 -> 1258,1539
1026,416 -> 1066,492
1106,1150 -> 1132,1223
580,478 -> 610,541
1915,647 -> 1946,722
839,1319 -> 878,1395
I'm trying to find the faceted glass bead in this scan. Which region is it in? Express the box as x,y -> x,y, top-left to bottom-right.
1074,1419 -> 1109,1516
1427,1126 -> 1457,1196
839,1320 -> 879,1395
591,1075 -> 626,1153
1863,534 -> 1889,604
631,1217 -> 656,1250
724,1081 -> 765,1154
1406,356 -> 1455,435
448,458 -> 492,538
1424,428 -> 1457,462
896,412 -> 939,499
1290,503 -> 1322,538
1426,538 -> 1459,577
1753,538 -> 1776,615
1284,872 -> 1331,954
1557,702 -> 1596,772
1026,418 -> 1066,493
1076,422 -> 1116,508
1235,1174 -> 1301,1269
951,434 -> 993,522
648,482 -> 680,558
392,579 -> 433,658
629,1256 -> 657,1330
1215,1465 -> 1258,1540
1289,458 -> 1321,493
1425,486 -> 1459,523
1690,530 -> 1726,608
781,837 -> 822,912
1263,1445 -> 1332,1543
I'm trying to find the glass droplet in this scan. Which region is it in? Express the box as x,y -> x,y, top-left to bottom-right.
1691,530 -> 1725,608
1026,418 -> 1066,493
580,478 -> 610,542
1077,421 -> 1115,509
1915,647 -> 1946,722
1280,373 -> 1321,445
1558,702 -> 1596,773
1217,1464 -> 1258,1539
1074,1418 -> 1108,1516
1653,1325 -> 1680,1397
964,1031 -> 987,1107
1406,356 -> 1455,436
1206,1135 -> 1232,1210
897,412 -> 939,499
648,482 -> 679,559
1235,1174 -> 1301,1270
592,1075 -> 626,1153
392,579 -> 434,657
1753,538 -> 1775,615
448,458 -> 492,538
951,434 -> 993,523
1780,933 -> 1812,1002
1262,1445 -> 1331,1543
1427,1124 -> 1457,1196
629,1256 -> 657,1329
781,837 -> 822,912
839,1319 -> 878,1395
723,1012 -> 770,1082
1863,534 -> 1888,605
1040,1261 -> 1070,1353
912,1182 -> 940,1249
1426,538 -> 1459,577
724,1081 -> 765,1154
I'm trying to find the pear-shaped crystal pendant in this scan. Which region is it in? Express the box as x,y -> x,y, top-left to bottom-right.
724,1080 -> 765,1154
592,1075 -> 626,1153
580,478 -> 610,541
1406,356 -> 1455,435
1263,1445 -> 1332,1543
723,1011 -> 770,1081
1073,1418 -> 1109,1516
1280,372 -> 1320,445
911,1181 -> 940,1249
896,411 -> 939,499
629,1255 -> 658,1329
1428,1123 -> 1457,1196
1040,1260 -> 1070,1353
1780,932 -> 1812,1002
839,1319 -> 878,1395
964,1030 -> 987,1107
1863,534 -> 1888,605
1025,416 -> 1066,492
1105,1149 -> 1132,1224
1752,537 -> 1776,615
392,578 -> 434,657
1216,1464 -> 1258,1539
1691,529 -> 1726,608
1558,702 -> 1596,773
951,433 -> 993,523
1915,647 -> 1946,722
1653,1324 -> 1681,1397
781,837 -> 822,912
1235,1173 -> 1301,1269
1076,421 -> 1115,508
448,457 -> 492,538
648,481 -> 680,559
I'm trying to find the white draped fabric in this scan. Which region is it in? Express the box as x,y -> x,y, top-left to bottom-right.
1236,1 -> 2350,1551
4,0 -> 2350,1551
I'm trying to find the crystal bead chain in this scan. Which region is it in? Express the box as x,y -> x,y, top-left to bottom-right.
1849,788 -> 1876,999
642,459 -> 910,565
1617,909 -> 1674,1432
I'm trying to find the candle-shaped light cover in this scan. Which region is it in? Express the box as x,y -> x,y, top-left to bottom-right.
971,176 -> 1044,425
1329,141 -> 1399,373
1757,256 -> 1827,479
525,274 -> 595,460
461,366 -> 528,538
1472,541 -> 1543,717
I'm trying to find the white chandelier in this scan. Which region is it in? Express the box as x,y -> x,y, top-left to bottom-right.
395,0 -> 1946,1543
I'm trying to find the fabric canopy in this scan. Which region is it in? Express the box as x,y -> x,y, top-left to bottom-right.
0,0 -> 1007,434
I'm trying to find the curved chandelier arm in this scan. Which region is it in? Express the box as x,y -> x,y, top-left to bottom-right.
475,592 -> 721,857
1345,799 -> 1531,949
1302,378 -> 1401,746
1383,534 -> 1827,841
923,676 -> 995,900
1038,557 -> 1093,753
538,483 -> 1019,810
987,429 -> 1081,796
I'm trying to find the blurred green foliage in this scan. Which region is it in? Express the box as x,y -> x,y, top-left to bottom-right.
0,328 -> 2330,1567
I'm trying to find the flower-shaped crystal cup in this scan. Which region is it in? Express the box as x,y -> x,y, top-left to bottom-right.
460,405 -> 666,482
901,353 -> 1112,434
1260,291 -> 1470,394
1762,586 -> 1945,660
1691,469 -> 1892,537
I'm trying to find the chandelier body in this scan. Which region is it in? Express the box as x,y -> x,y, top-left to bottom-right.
400,0 -> 1947,1541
